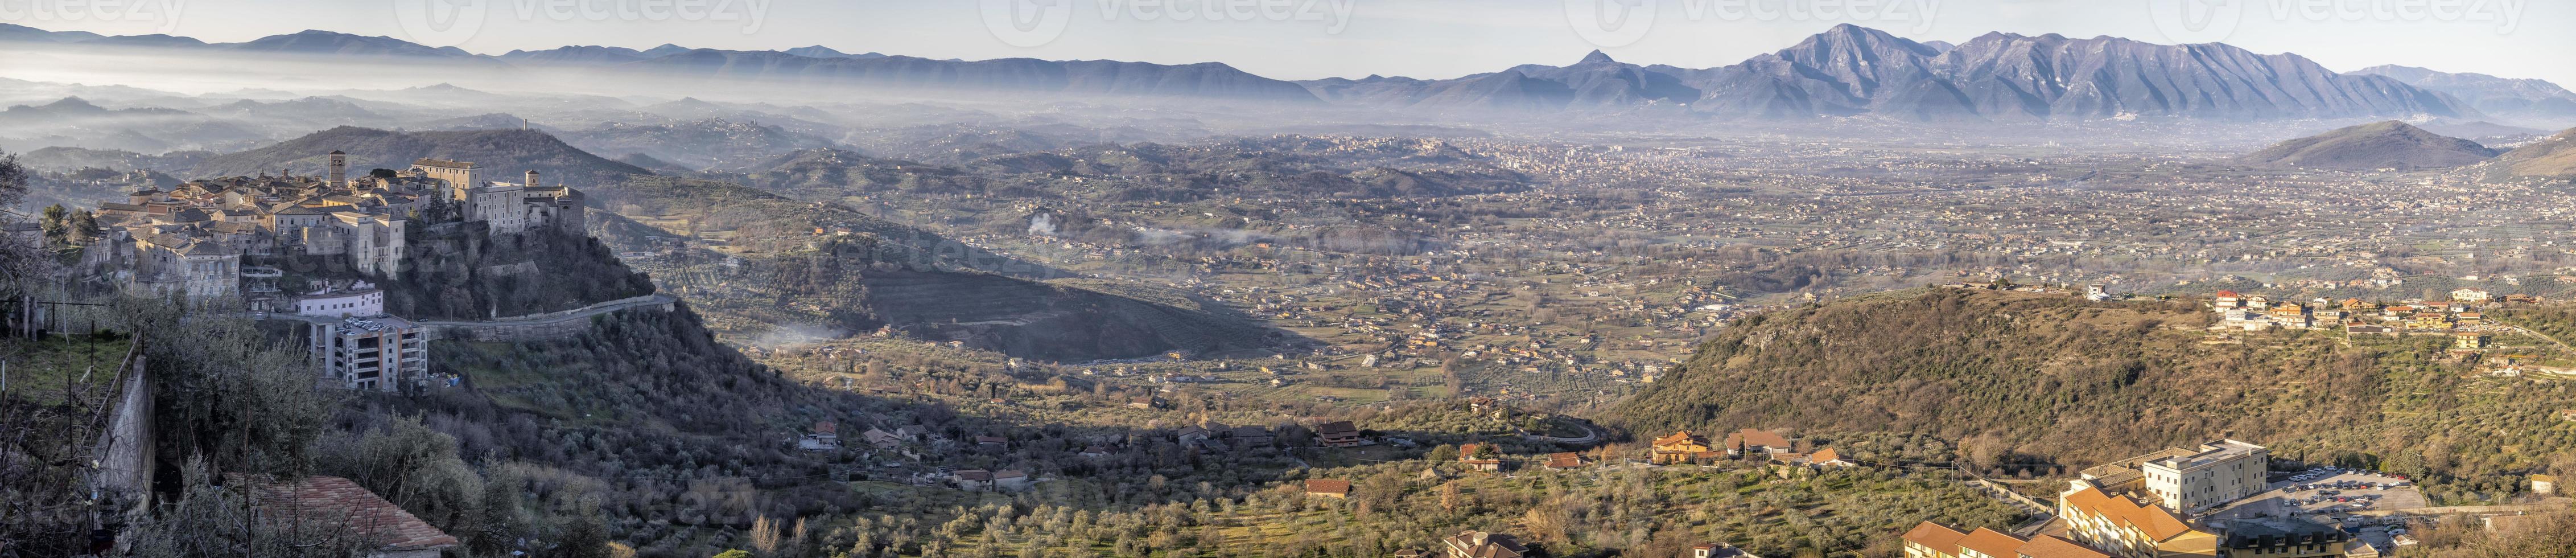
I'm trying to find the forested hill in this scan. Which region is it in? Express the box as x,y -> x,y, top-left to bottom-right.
1608,288 -> 2576,498
191,126 -> 650,186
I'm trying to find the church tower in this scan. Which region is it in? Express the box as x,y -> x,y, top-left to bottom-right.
327,150 -> 347,187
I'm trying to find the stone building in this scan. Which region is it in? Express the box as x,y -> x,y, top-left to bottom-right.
408,159 -> 583,235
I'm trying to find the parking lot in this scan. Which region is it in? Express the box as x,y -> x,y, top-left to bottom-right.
2202,467 -> 2429,523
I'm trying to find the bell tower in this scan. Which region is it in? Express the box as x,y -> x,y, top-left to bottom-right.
327,150 -> 347,187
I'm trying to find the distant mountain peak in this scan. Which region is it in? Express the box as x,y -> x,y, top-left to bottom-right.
639,43 -> 694,58
1578,50 -> 1617,65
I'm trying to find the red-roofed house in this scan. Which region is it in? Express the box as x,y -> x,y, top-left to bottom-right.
1444,530 -> 1527,558
234,475 -> 460,558
1316,421 -> 1364,447
1305,479 -> 1353,499
1651,430 -> 1713,465
1723,428 -> 1792,456
1459,443 -> 1503,471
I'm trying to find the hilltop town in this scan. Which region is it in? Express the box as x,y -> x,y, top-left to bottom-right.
51,150 -> 600,391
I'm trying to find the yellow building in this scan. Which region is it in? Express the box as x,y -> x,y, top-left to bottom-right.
1651,430 -> 1713,465
1903,522 -> 2111,558
2059,486 -> 2220,558
2405,313 -> 2453,330
2455,333 -> 2491,350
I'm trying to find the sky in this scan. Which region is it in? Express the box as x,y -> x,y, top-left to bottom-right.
10,0 -> 2573,86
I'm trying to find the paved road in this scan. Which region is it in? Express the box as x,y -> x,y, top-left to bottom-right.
1524,416 -> 1605,445
413,294 -> 678,327
2487,319 -> 2576,353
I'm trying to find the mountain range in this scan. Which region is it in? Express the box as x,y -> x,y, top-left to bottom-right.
3,22 -> 2567,123
2353,65 -> 2576,121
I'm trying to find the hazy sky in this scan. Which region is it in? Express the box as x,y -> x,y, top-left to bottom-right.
13,0 -> 2573,85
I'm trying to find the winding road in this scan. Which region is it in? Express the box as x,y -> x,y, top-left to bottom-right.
411,294 -> 679,328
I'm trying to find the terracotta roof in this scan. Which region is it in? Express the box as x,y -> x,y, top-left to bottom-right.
1458,443 -> 1500,463
1304,479 -> 1353,495
2019,535 -> 2113,558
412,158 -> 477,169
1959,527 -> 2026,557
1811,447 -> 1841,463
1444,531 -> 1526,558
1652,430 -> 1704,446
1544,452 -> 1582,469
1724,428 -> 1790,450
233,475 -> 459,552
1901,522 -> 1967,555
2062,486 -> 2198,541
1316,421 -> 1359,436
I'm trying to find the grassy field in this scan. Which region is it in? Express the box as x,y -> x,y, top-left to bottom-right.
0,335 -> 133,407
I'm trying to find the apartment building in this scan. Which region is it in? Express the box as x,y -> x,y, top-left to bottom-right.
2057,486 -> 2220,558
2080,439 -> 2268,513
2141,440 -> 2269,512
310,315 -> 430,392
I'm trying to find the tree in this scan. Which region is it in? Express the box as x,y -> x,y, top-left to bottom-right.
0,151 -> 24,207
712,551 -> 754,558
39,204 -> 65,243
0,151 -> 51,296
67,209 -> 97,243
557,510 -> 613,558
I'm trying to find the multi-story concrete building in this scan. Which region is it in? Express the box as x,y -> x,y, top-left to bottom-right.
2140,440 -> 2268,512
309,315 -> 429,392
2079,439 -> 2268,513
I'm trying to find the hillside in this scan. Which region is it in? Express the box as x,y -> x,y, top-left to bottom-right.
191,126 -> 650,186
559,118 -> 839,171
584,178 -> 1279,361
1608,288 -> 2567,500
2238,120 -> 2499,170
2500,128 -> 2576,177
194,128 -> 1283,360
